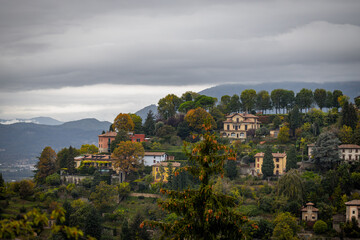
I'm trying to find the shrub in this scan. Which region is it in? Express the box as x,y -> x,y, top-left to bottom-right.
313,220 -> 327,234
45,173 -> 61,186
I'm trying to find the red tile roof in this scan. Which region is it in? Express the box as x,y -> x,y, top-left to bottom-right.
153,162 -> 181,167
99,131 -> 117,137
145,152 -> 166,156
345,200 -> 360,206
339,144 -> 360,149
254,152 -> 286,158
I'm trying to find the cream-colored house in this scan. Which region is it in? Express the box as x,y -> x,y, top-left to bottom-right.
339,144 -> 360,162
221,113 -> 260,140
345,200 -> 360,225
301,202 -> 319,222
254,152 -> 287,175
152,162 -> 181,183
308,143 -> 360,162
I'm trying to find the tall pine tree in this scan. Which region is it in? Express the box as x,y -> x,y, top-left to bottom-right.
143,110 -> 156,136
286,146 -> 297,171
143,122 -> 255,239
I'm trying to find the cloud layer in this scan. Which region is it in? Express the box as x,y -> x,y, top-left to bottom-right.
0,0 -> 359,120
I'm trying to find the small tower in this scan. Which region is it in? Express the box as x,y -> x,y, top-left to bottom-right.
301,202 -> 319,222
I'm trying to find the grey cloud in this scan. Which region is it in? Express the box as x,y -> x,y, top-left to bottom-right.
0,0 -> 360,92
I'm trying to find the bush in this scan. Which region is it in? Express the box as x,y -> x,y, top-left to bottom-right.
45,173 -> 61,186
313,220 -> 327,234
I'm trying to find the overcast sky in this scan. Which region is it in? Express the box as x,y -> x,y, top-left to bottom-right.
1,0 -> 360,122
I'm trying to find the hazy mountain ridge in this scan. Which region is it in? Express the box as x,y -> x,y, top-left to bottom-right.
0,117 -> 63,125
199,81 -> 360,101
135,104 -> 158,123
0,118 -> 111,165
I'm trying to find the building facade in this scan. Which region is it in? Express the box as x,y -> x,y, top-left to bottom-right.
221,113 -> 260,140
98,131 -> 117,153
301,202 -> 319,222
345,200 -> 360,225
152,162 -> 181,183
144,152 -> 167,166
254,152 -> 287,175
339,144 -> 360,162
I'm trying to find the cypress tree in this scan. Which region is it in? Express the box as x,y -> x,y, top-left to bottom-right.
286,146 -> 297,171
262,146 -> 274,178
143,110 -> 156,136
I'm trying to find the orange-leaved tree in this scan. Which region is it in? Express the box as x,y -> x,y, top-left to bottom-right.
113,113 -> 134,132
185,107 -> 216,132
112,141 -> 145,173
142,121 -> 256,239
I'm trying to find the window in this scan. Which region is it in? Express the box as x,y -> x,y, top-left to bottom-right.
356,149 -> 358,153
257,164 -> 259,168
137,139 -> 140,142
227,125 -> 229,130
245,125 -> 248,130
156,167 -> 159,172
153,160 -> 156,163
276,158 -> 279,162
353,210 -> 356,214
349,155 -> 352,160
276,164 -> 279,168
343,149 -> 345,153
237,118 -> 239,123
276,170 -> 279,175
235,126 -> 238,130
349,149 -> 352,153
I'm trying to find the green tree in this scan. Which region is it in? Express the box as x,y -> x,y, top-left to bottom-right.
339,125 -> 353,144
271,89 -> 283,114
35,146 -> 57,184
45,173 -> 61,186
325,91 -> 333,109
241,89 -> 257,113
79,144 -> 98,154
89,181 -> 118,212
314,88 -> 327,110
288,105 -> 302,137
110,129 -> 130,153
256,90 -> 272,114
158,94 -> 182,120
130,113 -> 143,133
296,88 -> 313,112
272,212 -> 300,240
57,146 -> 79,174
278,126 -> 290,144
131,214 -> 150,240
143,110 -> 156,136
113,113 -> 134,132
228,94 -> 241,113
281,90 -> 295,113
277,169 -> 304,203
262,146 -> 274,178
312,131 -> 340,170
225,160 -> 238,180
143,123 -> 255,239
84,206 -> 102,240
341,101 -> 358,130
194,95 -> 217,110
286,146 -> 297,171
355,97 -> 360,109
313,220 -> 327,234
18,180 -> 35,199
219,95 -> 231,114
178,101 -> 196,113
332,90 -> 343,109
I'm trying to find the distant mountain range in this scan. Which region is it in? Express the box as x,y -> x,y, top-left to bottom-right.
0,118 -> 111,165
135,104 -> 158,122
0,117 -> 63,125
199,81 -> 360,101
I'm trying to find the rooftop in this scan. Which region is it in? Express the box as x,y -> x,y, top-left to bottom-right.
145,152 -> 166,156
339,144 -> 360,149
345,200 -> 360,206
153,161 -> 181,167
99,131 -> 117,137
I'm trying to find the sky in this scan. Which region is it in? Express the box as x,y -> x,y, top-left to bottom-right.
1,0 -> 360,122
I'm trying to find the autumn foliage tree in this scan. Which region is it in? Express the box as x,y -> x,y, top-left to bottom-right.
113,113 -> 134,132
184,107 -> 216,132
35,146 -> 57,184
112,141 -> 145,173
143,122 -> 256,239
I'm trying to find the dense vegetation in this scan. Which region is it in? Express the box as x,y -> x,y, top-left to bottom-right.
1,87 -> 360,239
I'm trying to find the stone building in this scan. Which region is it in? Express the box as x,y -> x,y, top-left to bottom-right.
301,202 -> 319,222
345,199 -> 360,225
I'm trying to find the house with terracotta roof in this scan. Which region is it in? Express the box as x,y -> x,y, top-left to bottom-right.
339,144 -> 360,162
220,113 -> 261,140
308,143 -> 360,162
345,200 -> 360,225
254,152 -> 287,175
98,131 -> 117,153
152,161 -> 181,183
301,202 -> 319,222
